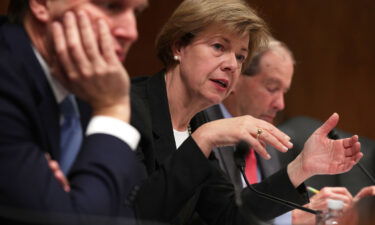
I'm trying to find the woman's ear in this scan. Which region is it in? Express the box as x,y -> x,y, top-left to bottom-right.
172,40 -> 183,58
29,0 -> 50,23
171,40 -> 184,62
172,33 -> 194,59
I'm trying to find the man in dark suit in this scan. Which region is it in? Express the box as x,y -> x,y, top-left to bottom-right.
0,0 -> 148,223
204,39 -> 360,225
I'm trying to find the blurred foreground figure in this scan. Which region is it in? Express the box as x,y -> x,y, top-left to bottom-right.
0,0 -> 148,223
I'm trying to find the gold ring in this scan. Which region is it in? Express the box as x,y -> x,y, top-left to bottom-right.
256,128 -> 263,140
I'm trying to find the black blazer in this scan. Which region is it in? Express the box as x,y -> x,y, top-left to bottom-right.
0,18 -> 146,223
131,71 -> 309,224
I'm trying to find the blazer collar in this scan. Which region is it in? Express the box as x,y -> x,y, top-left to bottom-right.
146,71 -> 178,164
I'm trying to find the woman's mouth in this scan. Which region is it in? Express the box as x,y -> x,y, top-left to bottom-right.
210,79 -> 229,90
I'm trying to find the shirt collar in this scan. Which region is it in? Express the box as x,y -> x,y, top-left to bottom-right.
32,46 -> 69,104
218,103 -> 233,119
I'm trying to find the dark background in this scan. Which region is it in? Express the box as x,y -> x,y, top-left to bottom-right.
1,0 -> 374,140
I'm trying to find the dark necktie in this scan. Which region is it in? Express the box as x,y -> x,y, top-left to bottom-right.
59,95 -> 83,174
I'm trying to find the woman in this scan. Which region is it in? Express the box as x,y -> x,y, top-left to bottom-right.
131,0 -> 362,224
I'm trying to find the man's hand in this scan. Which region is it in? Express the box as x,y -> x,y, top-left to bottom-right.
354,185 -> 375,201
51,10 -> 130,122
292,187 -> 353,225
45,154 -> 70,192
287,113 -> 362,187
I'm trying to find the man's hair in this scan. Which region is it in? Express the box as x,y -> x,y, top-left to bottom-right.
7,0 -> 29,24
155,0 -> 270,69
242,38 -> 295,76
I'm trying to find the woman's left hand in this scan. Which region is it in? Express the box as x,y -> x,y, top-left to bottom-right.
191,114 -> 293,158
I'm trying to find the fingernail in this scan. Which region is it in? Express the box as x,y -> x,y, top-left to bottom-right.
283,146 -> 289,152
285,135 -> 291,140
266,154 -> 271,160
288,141 -> 293,148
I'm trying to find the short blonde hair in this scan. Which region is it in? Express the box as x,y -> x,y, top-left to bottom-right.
156,0 -> 270,69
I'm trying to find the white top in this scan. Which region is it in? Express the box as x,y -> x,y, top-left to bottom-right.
32,47 -> 140,150
173,129 -> 190,149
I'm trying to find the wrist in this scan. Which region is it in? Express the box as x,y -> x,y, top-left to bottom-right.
287,154 -> 311,187
191,125 -> 213,158
292,207 -> 315,225
92,97 -> 130,123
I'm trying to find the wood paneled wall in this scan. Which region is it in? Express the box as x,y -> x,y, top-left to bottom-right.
0,1 -> 8,14
1,0 -> 374,139
248,0 -> 375,140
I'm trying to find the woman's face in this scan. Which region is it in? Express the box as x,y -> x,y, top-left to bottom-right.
176,26 -> 249,105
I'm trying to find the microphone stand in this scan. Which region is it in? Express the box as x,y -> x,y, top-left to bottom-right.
235,141 -> 320,216
238,166 -> 318,214
329,129 -> 375,185
357,163 -> 375,185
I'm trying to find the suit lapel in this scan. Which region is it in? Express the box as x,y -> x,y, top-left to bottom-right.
4,23 -> 61,159
258,146 -> 282,178
215,146 -> 243,190
146,71 -> 177,164
205,105 -> 243,190
76,99 -> 92,131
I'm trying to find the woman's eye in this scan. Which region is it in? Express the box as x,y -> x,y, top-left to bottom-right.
213,43 -> 224,51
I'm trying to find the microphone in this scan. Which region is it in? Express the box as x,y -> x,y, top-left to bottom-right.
328,130 -> 375,185
235,141 -> 319,215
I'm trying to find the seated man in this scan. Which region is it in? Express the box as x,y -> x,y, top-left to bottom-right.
0,0 -> 148,223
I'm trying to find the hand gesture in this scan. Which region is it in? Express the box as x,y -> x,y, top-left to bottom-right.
192,115 -> 293,158
288,113 -> 362,186
51,10 -> 130,122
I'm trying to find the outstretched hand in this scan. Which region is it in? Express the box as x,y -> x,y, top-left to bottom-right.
288,113 -> 363,187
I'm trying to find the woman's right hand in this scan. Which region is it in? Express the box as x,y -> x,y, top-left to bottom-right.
191,115 -> 293,158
